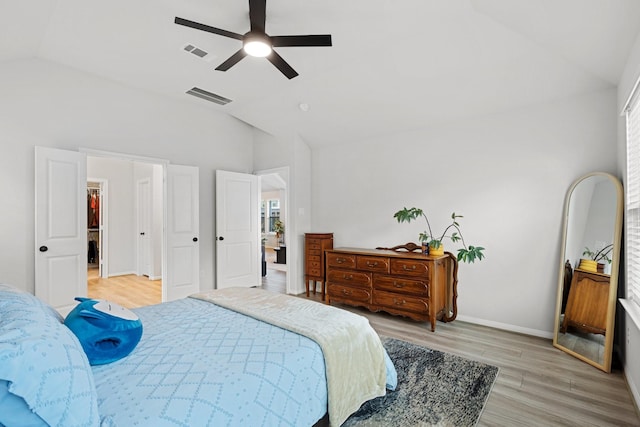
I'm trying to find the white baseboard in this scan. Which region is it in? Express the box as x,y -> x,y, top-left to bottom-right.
625,365 -> 640,416
106,271 -> 136,278
456,314 -> 554,339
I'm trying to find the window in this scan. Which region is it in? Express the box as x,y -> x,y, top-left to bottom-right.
624,79 -> 640,309
260,199 -> 281,233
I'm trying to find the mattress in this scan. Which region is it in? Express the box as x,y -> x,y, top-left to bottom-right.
92,297 -> 327,427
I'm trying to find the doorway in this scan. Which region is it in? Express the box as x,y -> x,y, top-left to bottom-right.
258,168 -> 289,294
87,179 -> 107,279
35,146 -> 201,313
86,156 -> 163,308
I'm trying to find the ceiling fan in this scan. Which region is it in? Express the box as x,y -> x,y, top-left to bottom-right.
175,0 -> 332,79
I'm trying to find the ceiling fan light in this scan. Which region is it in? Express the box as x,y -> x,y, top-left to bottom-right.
244,40 -> 272,57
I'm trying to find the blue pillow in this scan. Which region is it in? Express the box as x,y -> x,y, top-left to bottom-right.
0,284 -> 100,427
65,298 -> 143,366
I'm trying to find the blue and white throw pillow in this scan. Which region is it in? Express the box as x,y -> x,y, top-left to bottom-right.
0,284 -> 100,427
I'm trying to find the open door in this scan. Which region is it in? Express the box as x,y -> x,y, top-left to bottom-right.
35,147 -> 87,315
165,164 -> 200,301
215,170 -> 260,289
136,178 -> 152,277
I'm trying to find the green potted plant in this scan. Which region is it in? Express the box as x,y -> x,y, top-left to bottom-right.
581,244 -> 613,273
583,244 -> 613,263
273,219 -> 285,245
393,207 -> 485,263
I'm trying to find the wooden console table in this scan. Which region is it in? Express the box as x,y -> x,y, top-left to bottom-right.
325,247 -> 458,332
274,246 -> 286,264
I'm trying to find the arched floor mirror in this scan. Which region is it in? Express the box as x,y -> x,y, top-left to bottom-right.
553,172 -> 623,372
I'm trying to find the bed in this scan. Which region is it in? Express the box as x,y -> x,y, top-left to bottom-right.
0,284 -> 396,427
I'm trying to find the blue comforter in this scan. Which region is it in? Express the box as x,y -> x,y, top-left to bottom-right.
92,298 -> 328,426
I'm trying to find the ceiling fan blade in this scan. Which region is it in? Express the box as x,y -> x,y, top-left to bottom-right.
271,34 -> 332,47
249,0 -> 267,33
266,50 -> 299,79
175,17 -> 243,40
215,49 -> 248,71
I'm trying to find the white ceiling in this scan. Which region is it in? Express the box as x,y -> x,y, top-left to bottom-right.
2,0 -> 640,147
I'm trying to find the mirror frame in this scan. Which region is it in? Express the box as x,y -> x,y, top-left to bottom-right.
552,172 -> 623,372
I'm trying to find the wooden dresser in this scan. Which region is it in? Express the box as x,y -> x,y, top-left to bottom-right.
561,268 -> 610,335
304,233 -> 333,298
325,247 -> 454,332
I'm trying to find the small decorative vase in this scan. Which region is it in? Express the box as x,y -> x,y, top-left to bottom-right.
421,242 -> 429,254
429,243 -> 444,256
578,259 -> 598,272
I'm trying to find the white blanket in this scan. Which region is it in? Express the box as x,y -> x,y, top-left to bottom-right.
191,287 -> 387,426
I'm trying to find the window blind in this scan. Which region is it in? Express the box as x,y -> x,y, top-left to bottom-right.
625,84 -> 640,307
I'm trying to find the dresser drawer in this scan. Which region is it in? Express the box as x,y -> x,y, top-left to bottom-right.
328,284 -> 371,302
327,269 -> 371,287
307,249 -> 322,256
307,243 -> 323,251
307,238 -> 322,246
307,268 -> 322,277
374,275 -> 429,297
326,253 -> 356,269
356,256 -> 390,273
390,259 -> 429,277
307,259 -> 321,269
373,290 -> 429,313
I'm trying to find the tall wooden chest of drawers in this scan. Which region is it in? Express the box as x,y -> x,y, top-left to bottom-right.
304,233 -> 333,298
326,247 -> 451,332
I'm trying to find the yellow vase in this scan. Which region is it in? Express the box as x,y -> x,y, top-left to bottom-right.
578,259 -> 598,272
429,243 -> 444,256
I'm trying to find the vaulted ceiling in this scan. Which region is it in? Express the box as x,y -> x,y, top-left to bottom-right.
2,0 -> 640,147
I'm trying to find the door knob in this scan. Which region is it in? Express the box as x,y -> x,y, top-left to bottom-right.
193,237 -> 198,242
140,232 -> 145,236
39,246 -> 48,252
218,236 -> 225,241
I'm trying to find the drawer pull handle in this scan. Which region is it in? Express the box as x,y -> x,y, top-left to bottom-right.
367,261 -> 378,267
342,289 -> 352,296
393,298 -> 406,305
337,258 -> 345,264
403,265 -> 416,271
394,283 -> 404,288
342,274 -> 353,280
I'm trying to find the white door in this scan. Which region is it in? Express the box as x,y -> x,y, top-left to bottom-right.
215,170 -> 260,289
137,178 -> 151,277
165,164 -> 200,301
35,147 -> 87,315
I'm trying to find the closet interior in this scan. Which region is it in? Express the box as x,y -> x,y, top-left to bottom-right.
87,182 -> 102,276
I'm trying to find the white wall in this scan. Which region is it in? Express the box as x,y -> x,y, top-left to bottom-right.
617,28 -> 640,411
0,58 -> 255,294
311,88 -> 618,337
292,136 -> 313,295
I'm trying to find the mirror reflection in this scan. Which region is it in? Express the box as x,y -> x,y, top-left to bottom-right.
553,172 -> 623,373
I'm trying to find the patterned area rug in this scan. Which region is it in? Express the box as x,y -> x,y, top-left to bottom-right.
344,337 -> 499,427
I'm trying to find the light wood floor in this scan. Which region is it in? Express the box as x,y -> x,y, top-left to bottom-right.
88,268 -> 639,426
87,268 -> 161,308
301,288 -> 639,426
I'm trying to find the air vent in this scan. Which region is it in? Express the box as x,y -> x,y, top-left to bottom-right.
186,87 -> 232,105
182,44 -> 213,61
